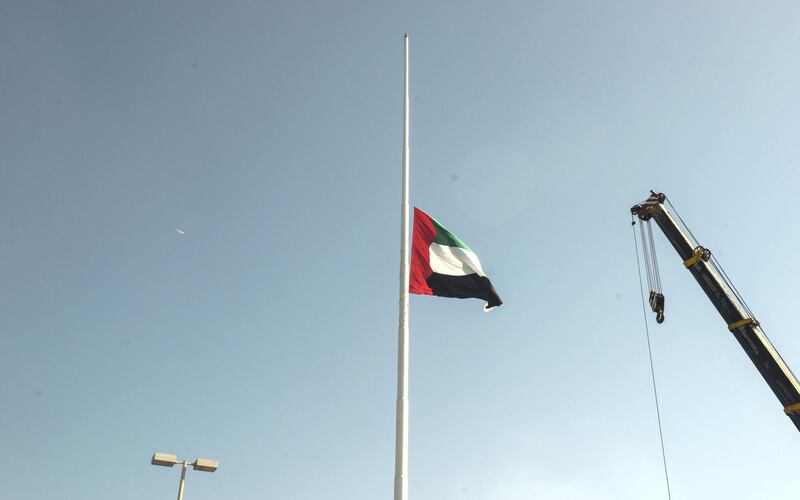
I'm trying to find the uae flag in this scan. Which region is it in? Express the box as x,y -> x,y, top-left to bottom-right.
410,208 -> 502,310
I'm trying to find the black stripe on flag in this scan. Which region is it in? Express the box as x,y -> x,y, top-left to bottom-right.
426,273 -> 503,309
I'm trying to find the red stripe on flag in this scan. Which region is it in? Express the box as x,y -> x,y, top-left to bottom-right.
410,207 -> 435,295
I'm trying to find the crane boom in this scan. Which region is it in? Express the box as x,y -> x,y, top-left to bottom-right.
631,191 -> 800,432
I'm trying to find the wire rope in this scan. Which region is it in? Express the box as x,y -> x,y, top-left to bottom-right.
710,255 -> 754,320
665,196 -> 699,247
632,217 -> 673,500
640,220 -> 654,291
666,193 -> 756,320
646,220 -> 662,293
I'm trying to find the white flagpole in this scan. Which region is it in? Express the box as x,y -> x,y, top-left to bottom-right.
394,32 -> 410,500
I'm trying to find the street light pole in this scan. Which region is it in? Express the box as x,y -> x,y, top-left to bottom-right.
176,461 -> 188,500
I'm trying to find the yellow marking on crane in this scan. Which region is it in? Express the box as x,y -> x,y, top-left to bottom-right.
784,403 -> 800,416
728,318 -> 758,331
683,253 -> 702,268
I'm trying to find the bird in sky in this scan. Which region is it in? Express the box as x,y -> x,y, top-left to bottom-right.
176,228 -> 185,235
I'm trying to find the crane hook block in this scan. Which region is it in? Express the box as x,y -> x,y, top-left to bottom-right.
649,291 -> 665,324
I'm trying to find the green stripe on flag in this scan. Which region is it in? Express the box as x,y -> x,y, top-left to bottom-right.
432,218 -> 471,250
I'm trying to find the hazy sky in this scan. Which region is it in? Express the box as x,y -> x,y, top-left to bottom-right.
3,1 -> 800,499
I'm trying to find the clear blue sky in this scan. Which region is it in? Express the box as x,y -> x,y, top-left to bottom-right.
2,1 -> 800,499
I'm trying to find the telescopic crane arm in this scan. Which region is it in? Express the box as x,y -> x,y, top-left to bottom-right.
631,191 -> 800,432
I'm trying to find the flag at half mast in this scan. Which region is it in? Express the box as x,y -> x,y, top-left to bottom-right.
409,207 -> 503,310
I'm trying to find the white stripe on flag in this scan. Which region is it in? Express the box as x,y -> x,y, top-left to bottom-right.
429,243 -> 486,277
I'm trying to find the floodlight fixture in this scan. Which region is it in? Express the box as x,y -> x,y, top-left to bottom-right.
192,458 -> 219,473
151,452 -> 179,467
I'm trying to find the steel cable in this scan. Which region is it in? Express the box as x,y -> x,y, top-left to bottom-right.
632,217 -> 673,500
647,220 -> 662,293
640,220 -> 655,292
